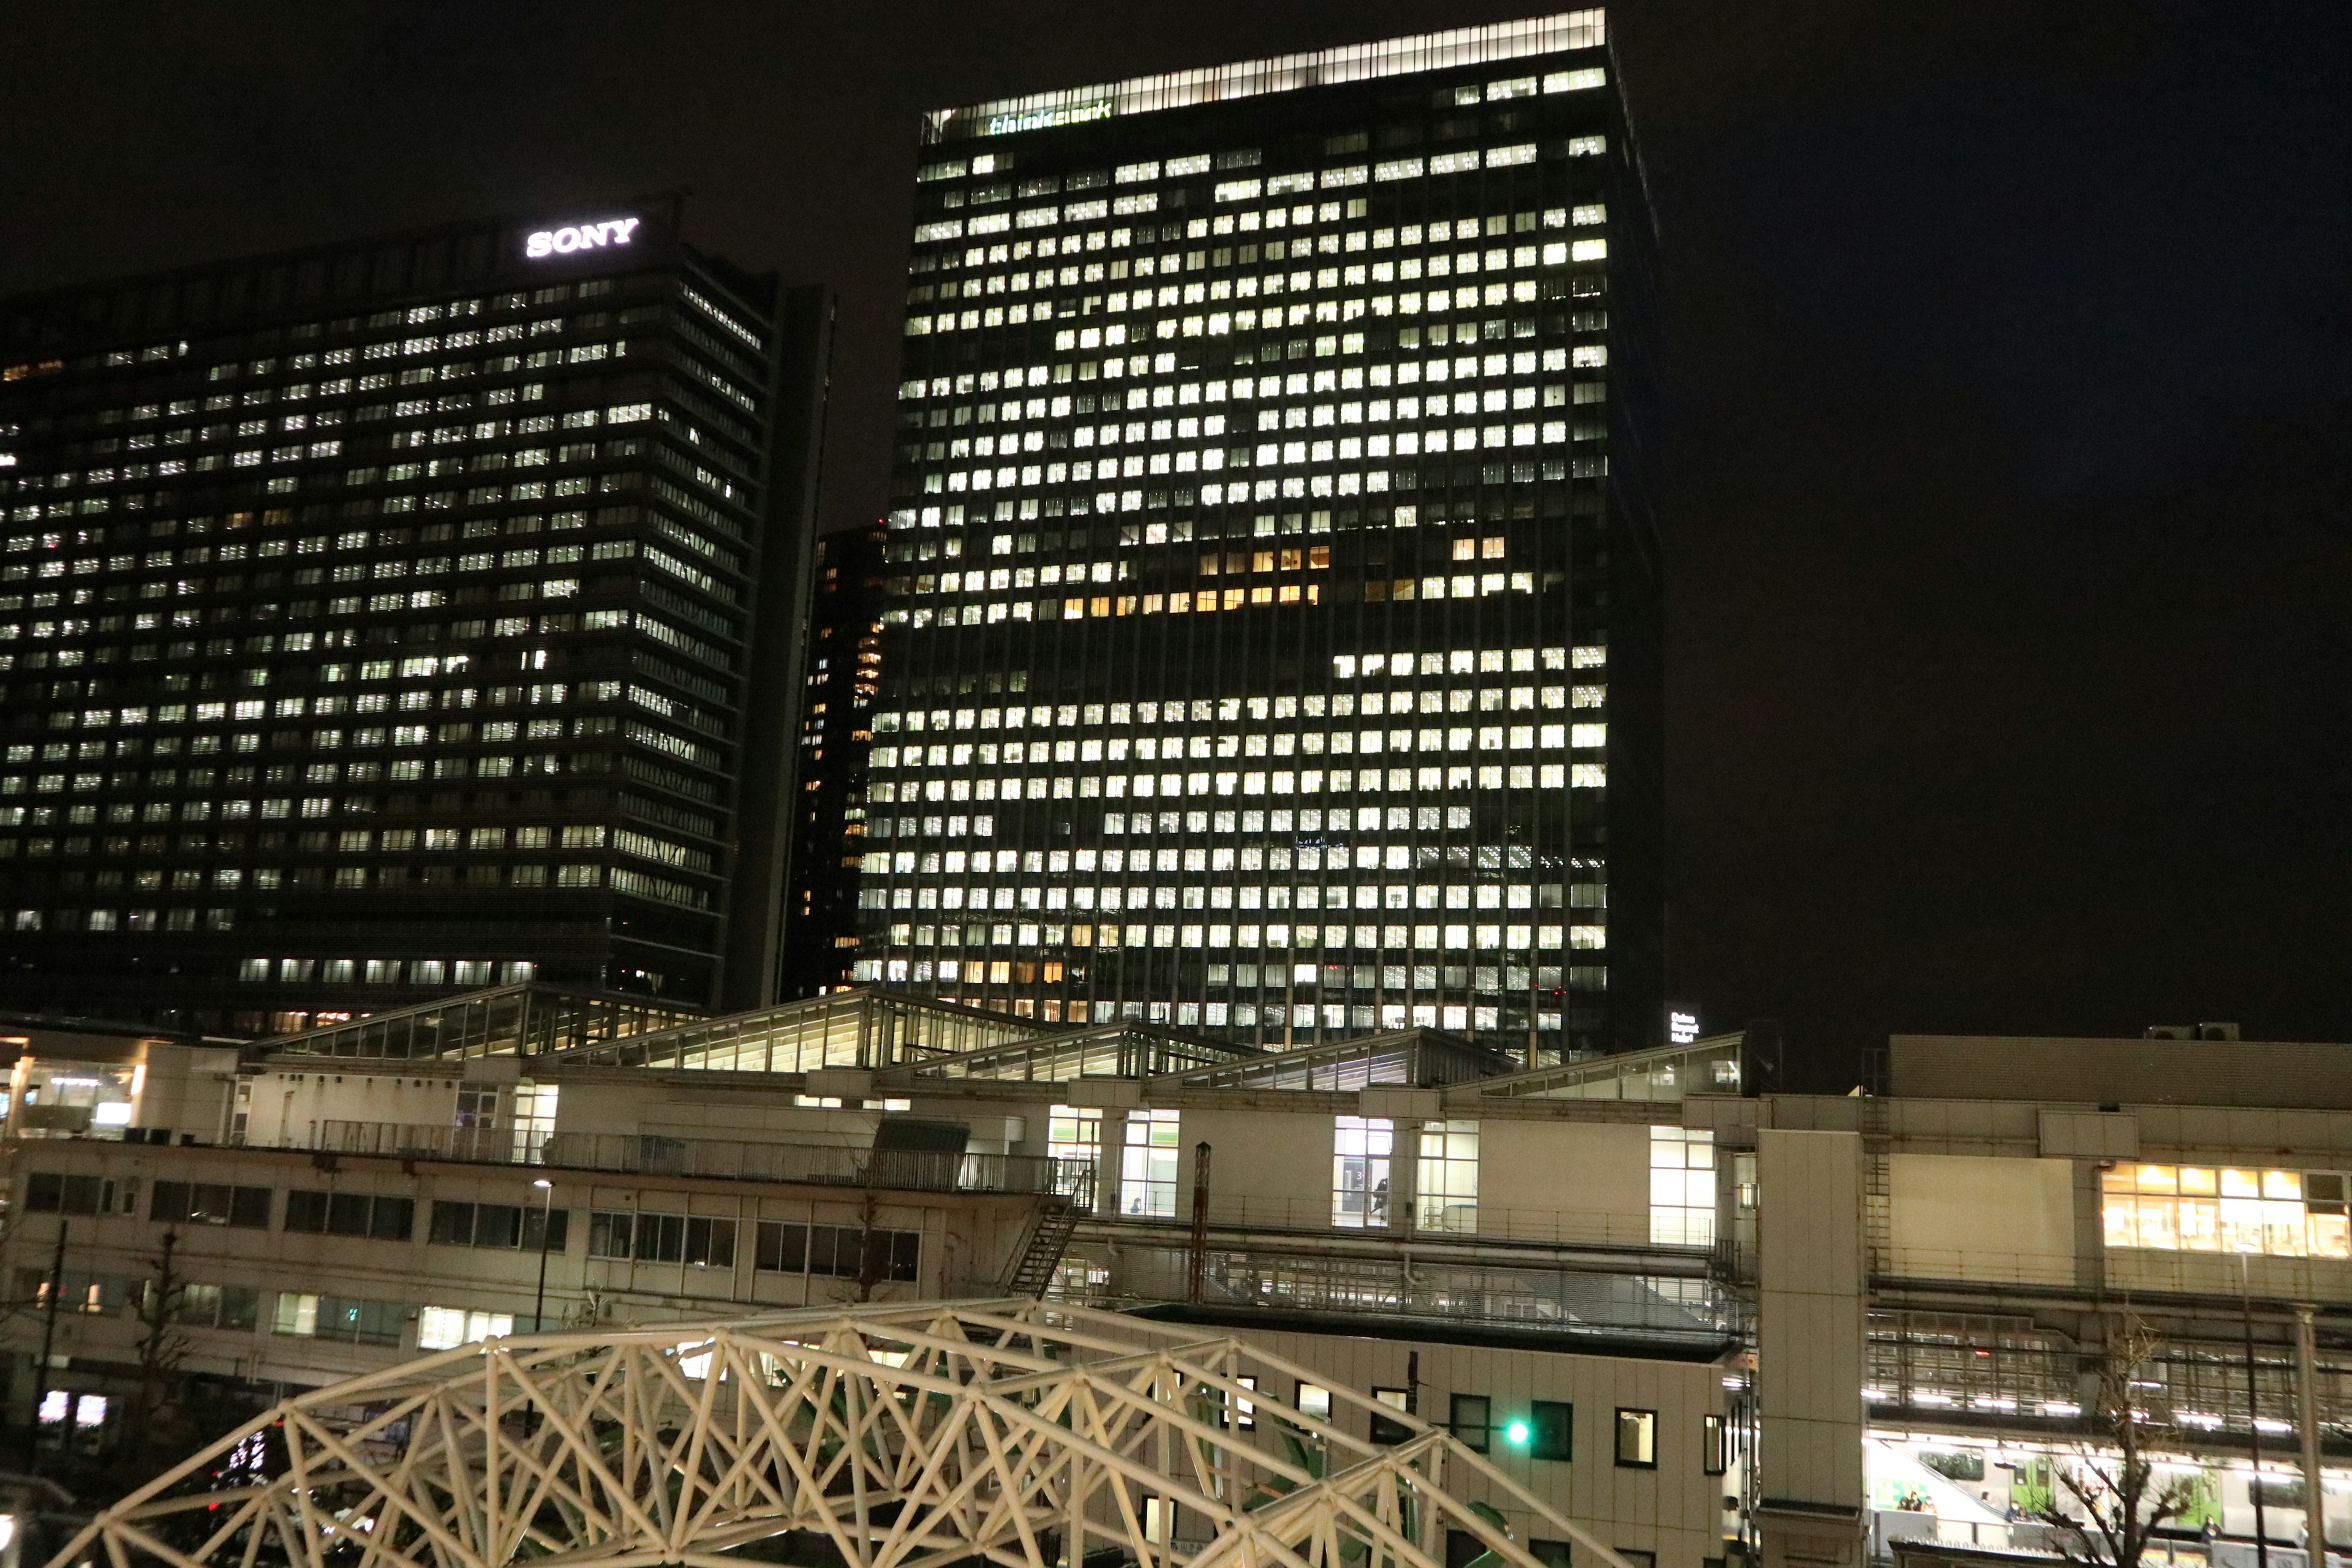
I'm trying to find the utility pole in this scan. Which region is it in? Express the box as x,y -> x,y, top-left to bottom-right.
2294,1305 -> 2326,1564
530,1180 -> 555,1333
2244,1257 -> 2269,1568
24,1221 -> 66,1475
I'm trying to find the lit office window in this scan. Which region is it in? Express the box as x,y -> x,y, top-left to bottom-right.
1415,1119 -> 1479,1232
2101,1164 -> 2350,1259
1332,1114 -> 1393,1227
1118,1107 -> 1181,1216
1648,1126 -> 1714,1246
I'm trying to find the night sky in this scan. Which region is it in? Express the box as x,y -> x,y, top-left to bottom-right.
7,2 -> 2346,1084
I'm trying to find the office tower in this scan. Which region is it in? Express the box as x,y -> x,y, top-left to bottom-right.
780,521 -> 888,997
854,11 -> 1661,1060
0,197 -> 833,1032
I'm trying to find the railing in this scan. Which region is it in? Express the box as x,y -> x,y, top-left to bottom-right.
310,1120 -> 1093,1200
1093,1192 -> 1708,1255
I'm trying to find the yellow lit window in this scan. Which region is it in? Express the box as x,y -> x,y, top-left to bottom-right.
2102,1163 -> 2346,1260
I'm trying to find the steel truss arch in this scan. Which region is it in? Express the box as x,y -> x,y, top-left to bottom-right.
50,1298 -> 1638,1568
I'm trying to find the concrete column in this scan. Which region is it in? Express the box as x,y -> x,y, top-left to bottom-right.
1756,1128 -> 1867,1568
2296,1304 -> 2327,1559
1391,1121 -> 1422,1235
1093,1109 -> 1123,1218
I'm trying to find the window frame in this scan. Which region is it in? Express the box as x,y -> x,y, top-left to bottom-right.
1449,1392 -> 1491,1453
1370,1385 -> 1413,1446
1613,1407 -> 1657,1469
1531,1398 -> 1572,1462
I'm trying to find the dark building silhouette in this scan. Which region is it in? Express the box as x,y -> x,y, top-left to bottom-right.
780,521 -> 886,997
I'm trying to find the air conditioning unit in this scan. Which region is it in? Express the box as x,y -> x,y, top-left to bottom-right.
2197,1021 -> 2242,1041
2144,1025 -> 2193,1040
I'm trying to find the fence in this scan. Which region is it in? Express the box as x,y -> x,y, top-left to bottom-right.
310,1120 -> 1091,1200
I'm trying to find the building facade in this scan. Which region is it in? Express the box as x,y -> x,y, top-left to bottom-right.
780,522 -> 887,997
853,10 -> 1665,1061
0,198 -> 834,1031
8,993 -> 2352,1568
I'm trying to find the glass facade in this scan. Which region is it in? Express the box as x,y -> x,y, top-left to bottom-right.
856,12 -> 1662,1060
0,200 -> 829,1030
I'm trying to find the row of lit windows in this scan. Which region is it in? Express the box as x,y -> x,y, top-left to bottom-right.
880,694 -> 1594,736
922,209 -> 1599,288
868,984 -> 1589,1033
870,763 -> 1603,810
876,652 -> 1592,733
881,713 -> 1599,755
2101,1164 -> 2351,1261
885,805 -> 1596,844
922,239 -> 1597,317
913,148 -> 1603,252
870,918 -> 1596,951
2,748 -> 628,805
897,344 -> 1594,415
7,346 -> 641,475
908,461 -> 1582,513
9,679 -> 709,738
6,405 -> 658,488
880,888 -> 1598,927
9,859 -> 704,925
874,727 -> 1602,776
872,762 -> 1604,812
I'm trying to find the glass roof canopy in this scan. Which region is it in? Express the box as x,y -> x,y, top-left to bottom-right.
256,985 -> 1740,1102
1157,1028 -> 1515,1093
543,989 -> 1055,1073
891,1022 -> 1257,1085
1469,1033 -> 1747,1102
264,985 -> 695,1065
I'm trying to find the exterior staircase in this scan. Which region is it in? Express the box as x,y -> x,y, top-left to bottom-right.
1003,1196 -> 1084,1298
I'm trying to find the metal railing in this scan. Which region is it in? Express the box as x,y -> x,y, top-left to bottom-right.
1106,1191 -> 1697,1252
307,1120 -> 1093,1200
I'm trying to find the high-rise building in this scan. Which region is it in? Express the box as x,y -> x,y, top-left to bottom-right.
854,12 -> 1661,1060
0,197 -> 833,1032
780,521 -> 887,997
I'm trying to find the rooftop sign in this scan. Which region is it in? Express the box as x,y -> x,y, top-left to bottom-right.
526,217 -> 641,259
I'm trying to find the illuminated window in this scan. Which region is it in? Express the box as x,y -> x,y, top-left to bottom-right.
417,1305 -> 514,1349
2100,1164 -> 2349,1259
1415,1119 -> 1479,1232
1047,1102 -> 1101,1163
1332,1114 -> 1392,1227
1118,1107 -> 1181,1217
1613,1408 -> 1656,1468
1648,1126 -> 1714,1245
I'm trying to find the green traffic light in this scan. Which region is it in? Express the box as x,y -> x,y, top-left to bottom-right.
1504,1419 -> 1532,1447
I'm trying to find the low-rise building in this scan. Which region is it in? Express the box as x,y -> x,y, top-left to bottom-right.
4,995 -> 2348,1568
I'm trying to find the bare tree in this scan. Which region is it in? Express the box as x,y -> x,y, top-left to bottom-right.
2036,1311 -> 2200,1568
851,1191 -> 886,1304
132,1229 -> 194,1431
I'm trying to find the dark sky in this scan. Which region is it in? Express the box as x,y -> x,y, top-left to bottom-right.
7,2 -> 2346,1084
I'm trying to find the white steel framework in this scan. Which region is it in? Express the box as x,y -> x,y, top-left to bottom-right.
48,1299 -> 1635,1568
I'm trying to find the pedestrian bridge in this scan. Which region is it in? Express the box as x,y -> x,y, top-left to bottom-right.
50,1298 -> 1633,1568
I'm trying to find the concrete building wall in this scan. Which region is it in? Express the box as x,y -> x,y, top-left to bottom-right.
1887,1153 -> 2075,1285
3,1142 -> 1039,1392
1482,1118 -> 1655,1246
1179,1107 -> 1352,1223
1219,1322 -> 1735,1568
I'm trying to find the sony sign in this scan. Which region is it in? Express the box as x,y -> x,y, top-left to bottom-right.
526,217 -> 641,259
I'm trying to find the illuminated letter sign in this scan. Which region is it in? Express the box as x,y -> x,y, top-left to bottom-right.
526,217 -> 642,259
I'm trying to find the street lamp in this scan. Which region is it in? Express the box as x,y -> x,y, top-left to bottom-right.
531,1179 -> 554,1333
